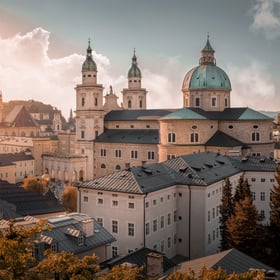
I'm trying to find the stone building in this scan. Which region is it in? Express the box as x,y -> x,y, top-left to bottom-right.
41,36 -> 274,183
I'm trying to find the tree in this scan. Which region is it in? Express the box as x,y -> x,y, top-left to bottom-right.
270,164 -> 280,228
62,185 -> 77,212
97,265 -> 145,280
22,176 -> 46,195
220,177 -> 234,250
233,174 -> 251,204
0,220 -> 48,280
226,196 -> 258,255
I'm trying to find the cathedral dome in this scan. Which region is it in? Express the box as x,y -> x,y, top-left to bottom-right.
182,36 -> 231,91
82,40 -> 97,72
128,50 -> 141,78
182,64 -> 231,90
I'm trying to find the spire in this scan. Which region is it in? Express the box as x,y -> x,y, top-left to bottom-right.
200,33 -> 216,65
87,38 -> 92,57
132,48 -> 137,65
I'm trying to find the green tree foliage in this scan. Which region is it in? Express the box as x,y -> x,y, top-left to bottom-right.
233,174 -> 251,204
62,185 -> 77,212
220,177 -> 234,250
166,267 -> 265,280
270,164 -> 280,227
22,176 -> 46,195
226,196 -> 258,255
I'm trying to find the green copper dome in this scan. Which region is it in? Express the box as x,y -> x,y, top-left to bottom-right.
182,36 -> 231,91
183,65 -> 231,90
82,40 -> 97,72
128,50 -> 141,78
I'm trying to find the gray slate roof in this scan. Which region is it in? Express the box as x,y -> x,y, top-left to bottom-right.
0,180 -> 66,216
205,130 -> 244,147
0,151 -> 34,166
177,248 -> 279,278
43,213 -> 115,254
95,129 -> 159,144
77,152 -> 276,194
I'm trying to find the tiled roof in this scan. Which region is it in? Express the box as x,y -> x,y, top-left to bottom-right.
95,129 -> 159,144
205,130 -> 244,147
177,248 -> 279,278
3,105 -> 39,127
101,247 -> 176,272
0,180 -> 66,216
77,152 -> 275,194
105,109 -> 174,121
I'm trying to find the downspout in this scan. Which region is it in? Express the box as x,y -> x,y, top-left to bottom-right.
77,186 -> 82,213
188,185 -> 191,260
143,193 -> 147,248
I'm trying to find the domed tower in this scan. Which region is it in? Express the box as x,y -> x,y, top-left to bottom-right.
75,39 -> 104,142
122,49 -> 147,110
182,35 -> 231,111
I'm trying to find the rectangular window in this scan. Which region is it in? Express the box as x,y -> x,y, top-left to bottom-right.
195,97 -> 200,107
97,198 -> 104,205
153,219 -> 158,232
112,246 -> 118,257
153,199 -> 157,206
83,196 -> 88,202
216,206 -> 219,217
208,210 -> 210,222
160,216 -> 164,229
101,149 -> 107,157
167,213 -> 171,225
145,222 -> 150,235
128,202 -> 135,209
212,208 -> 215,219
261,178 -> 265,182
112,220 -> 118,234
148,151 -> 155,160
112,200 -> 118,207
160,240 -> 164,252
81,131 -> 85,139
260,210 -> 265,220
145,201 -> 149,208
251,178 -> 256,182
213,230 -> 215,241
167,154 -> 176,160
131,150 -> 138,159
168,133 -> 176,143
208,234 -> 211,244
260,192 -> 265,201
174,210 -> 177,222
167,237 -> 171,248
97,217 -> 103,227
128,223 -> 135,236
115,149 -> 122,158
190,132 -> 199,143
252,192 -> 256,201
252,132 -> 260,142
211,97 -> 217,107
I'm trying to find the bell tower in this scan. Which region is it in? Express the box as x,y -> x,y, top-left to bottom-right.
122,49 -> 147,110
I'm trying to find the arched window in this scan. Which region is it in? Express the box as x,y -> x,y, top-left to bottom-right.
190,132 -> 199,143
95,97 -> 98,106
128,100 -> 132,108
195,97 -> 200,107
115,165 -> 121,170
81,97 -> 85,106
139,100 -> 143,108
79,170 -> 84,181
252,132 -> 260,142
21,131 -> 26,137
101,164 -> 106,169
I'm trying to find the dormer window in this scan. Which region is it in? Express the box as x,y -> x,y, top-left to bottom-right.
51,242 -> 58,253
78,236 -> 84,246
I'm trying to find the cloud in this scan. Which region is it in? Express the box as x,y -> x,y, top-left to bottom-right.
0,27 -> 184,117
0,27 -> 112,117
250,0 -> 280,39
227,61 -> 279,110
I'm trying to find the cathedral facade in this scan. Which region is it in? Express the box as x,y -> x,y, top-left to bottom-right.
43,37 -> 274,183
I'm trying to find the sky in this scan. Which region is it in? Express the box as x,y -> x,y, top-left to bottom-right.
0,0 -> 280,118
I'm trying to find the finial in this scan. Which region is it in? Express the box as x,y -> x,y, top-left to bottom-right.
109,85 -> 113,94
88,38 -> 91,47
133,48 -> 136,56
207,32 -> 209,41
